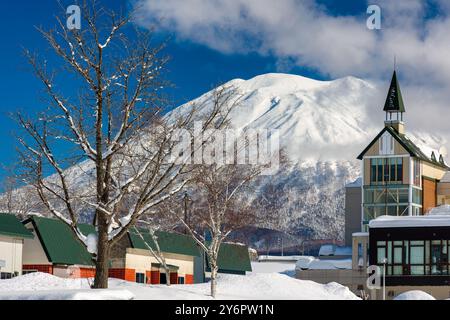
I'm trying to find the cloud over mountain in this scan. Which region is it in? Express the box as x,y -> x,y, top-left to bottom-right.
134,0 -> 450,139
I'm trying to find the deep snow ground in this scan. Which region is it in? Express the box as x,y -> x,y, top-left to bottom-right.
0,263 -> 359,300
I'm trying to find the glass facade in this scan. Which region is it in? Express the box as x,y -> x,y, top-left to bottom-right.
376,240 -> 450,276
363,185 -> 410,226
363,156 -> 423,228
370,158 -> 403,185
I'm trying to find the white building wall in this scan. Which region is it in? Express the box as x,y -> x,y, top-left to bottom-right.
0,235 -> 24,275
22,223 -> 51,265
125,249 -> 194,275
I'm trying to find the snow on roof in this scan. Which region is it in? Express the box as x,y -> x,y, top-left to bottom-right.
429,205 -> 450,216
295,256 -> 352,271
369,214 -> 450,229
441,172 -> 450,183
319,245 -> 352,256
318,245 -> 335,256
352,232 -> 369,237
346,178 -> 362,188
258,255 -> 303,262
407,132 -> 448,167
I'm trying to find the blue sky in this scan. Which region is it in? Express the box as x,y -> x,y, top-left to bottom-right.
0,0 -> 325,179
1,0 -> 450,181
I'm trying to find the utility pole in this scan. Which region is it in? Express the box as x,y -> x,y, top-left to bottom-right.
183,192 -> 191,235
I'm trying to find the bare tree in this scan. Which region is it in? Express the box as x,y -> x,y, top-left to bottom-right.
180,163 -> 265,298
132,221 -> 174,286
15,1 -> 238,289
0,175 -> 41,218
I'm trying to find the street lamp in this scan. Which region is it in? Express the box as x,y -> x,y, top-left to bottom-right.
382,257 -> 388,301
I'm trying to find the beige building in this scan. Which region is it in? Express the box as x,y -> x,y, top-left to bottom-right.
346,71 -> 450,240
0,213 -> 33,279
303,71 -> 450,300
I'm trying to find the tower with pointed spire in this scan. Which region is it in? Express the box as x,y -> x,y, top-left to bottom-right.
384,71 -> 405,134
352,70 -> 450,234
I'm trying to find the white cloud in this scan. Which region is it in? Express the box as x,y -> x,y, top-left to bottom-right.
134,0 -> 450,145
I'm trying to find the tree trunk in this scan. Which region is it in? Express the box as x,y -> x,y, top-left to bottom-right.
163,265 -> 171,286
93,218 -> 110,289
210,262 -> 218,298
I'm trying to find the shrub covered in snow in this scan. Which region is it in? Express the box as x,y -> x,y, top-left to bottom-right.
394,290 -> 436,300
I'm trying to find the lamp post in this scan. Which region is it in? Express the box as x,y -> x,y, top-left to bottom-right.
382,258 -> 388,301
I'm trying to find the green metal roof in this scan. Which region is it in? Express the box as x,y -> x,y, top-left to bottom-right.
357,126 -> 450,170
26,216 -> 95,266
129,228 -> 252,272
384,71 -> 405,113
128,228 -> 201,257
0,213 -> 33,239
210,242 -> 252,273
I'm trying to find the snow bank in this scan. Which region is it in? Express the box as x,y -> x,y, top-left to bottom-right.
251,261 -> 296,277
0,272 -> 90,291
0,289 -> 134,301
156,273 -> 360,300
111,273 -> 360,300
394,291 -> 436,301
0,273 -> 134,300
0,272 -> 359,300
296,256 -> 352,270
429,205 -> 450,216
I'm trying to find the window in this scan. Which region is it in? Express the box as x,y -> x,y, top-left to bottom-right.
396,158 -> 403,181
160,273 -> 167,285
413,159 -> 421,186
377,246 -> 386,264
0,273 -> 13,280
380,132 -> 394,155
370,158 -> 403,184
178,277 -> 185,285
412,189 -> 422,205
363,185 -> 410,223
136,273 -> 145,284
376,240 -> 450,277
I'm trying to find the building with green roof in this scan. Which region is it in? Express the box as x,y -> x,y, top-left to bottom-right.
19,216 -> 252,284
122,228 -> 252,284
22,215 -> 96,277
0,213 -> 33,279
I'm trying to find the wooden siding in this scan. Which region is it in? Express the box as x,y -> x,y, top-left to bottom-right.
422,162 -> 447,181
423,178 -> 437,214
364,135 -> 409,157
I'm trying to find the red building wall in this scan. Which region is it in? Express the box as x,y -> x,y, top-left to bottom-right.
108,268 -> 136,282
23,264 -> 53,274
79,268 -> 96,278
170,272 -> 178,285
185,274 -> 194,284
150,270 -> 160,284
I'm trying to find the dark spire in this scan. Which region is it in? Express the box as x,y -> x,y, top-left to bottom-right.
383,71 -> 405,113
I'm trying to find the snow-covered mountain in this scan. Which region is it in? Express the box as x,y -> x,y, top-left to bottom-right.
183,73 -> 380,239
171,73 -> 446,240
8,73 -> 447,241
